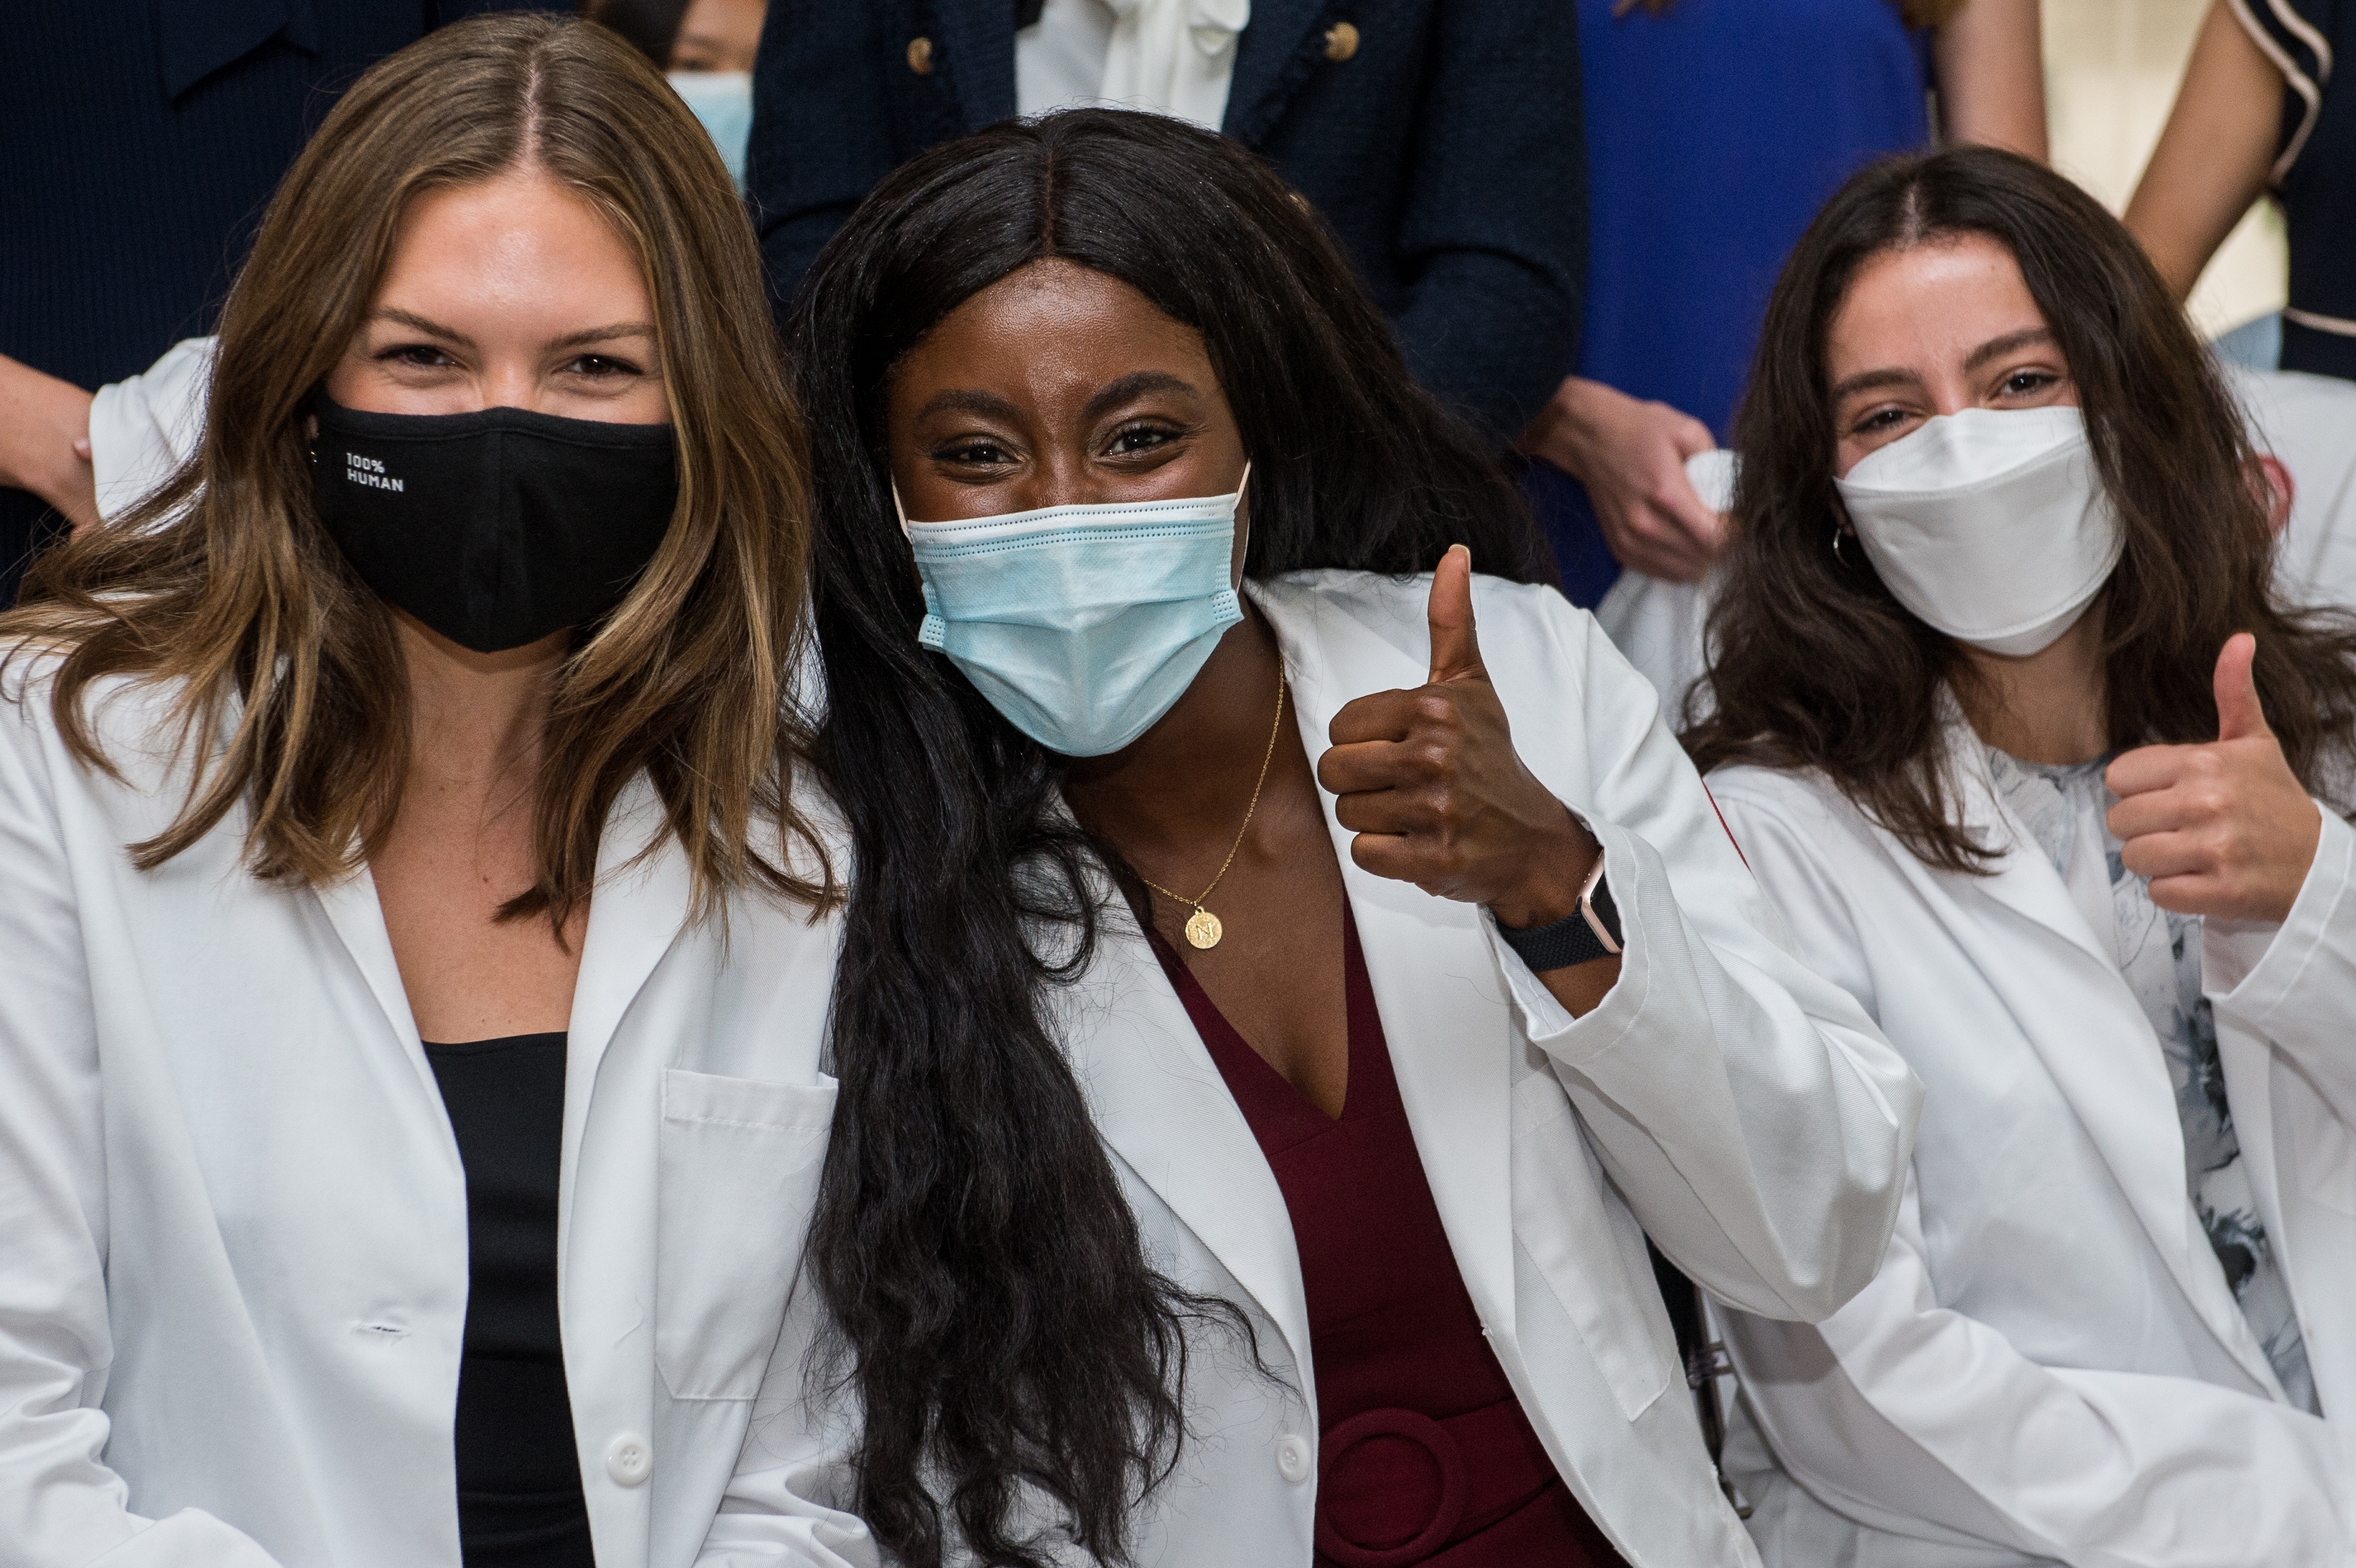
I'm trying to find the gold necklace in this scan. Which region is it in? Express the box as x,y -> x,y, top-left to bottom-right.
1136,669 -> 1287,950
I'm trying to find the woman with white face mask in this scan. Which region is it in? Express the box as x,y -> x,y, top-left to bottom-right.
1687,145 -> 2356,1567
698,108 -> 1921,1568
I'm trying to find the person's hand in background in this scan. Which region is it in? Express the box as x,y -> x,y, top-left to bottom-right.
1520,374 -> 1726,582
0,355 -> 98,534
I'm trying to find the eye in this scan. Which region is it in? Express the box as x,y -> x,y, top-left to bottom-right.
379,343 -> 459,369
1103,420 -> 1186,458
1999,369 -> 2059,397
564,353 -> 645,379
934,438 -> 1017,466
1851,407 -> 1911,436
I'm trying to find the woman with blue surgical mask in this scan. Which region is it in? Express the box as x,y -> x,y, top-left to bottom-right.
588,0 -> 762,187
1688,146 -> 2356,1567
699,108 -> 1920,1568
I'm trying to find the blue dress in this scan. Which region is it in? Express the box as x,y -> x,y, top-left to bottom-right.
1533,0 -> 1933,604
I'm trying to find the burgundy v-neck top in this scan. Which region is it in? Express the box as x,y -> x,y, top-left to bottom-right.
1151,909 -> 1628,1567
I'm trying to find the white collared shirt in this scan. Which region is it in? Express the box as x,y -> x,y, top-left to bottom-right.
1015,0 -> 1250,131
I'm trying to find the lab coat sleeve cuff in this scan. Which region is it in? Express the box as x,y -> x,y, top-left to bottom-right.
83,1509 -> 287,1568
2208,804 -> 2356,1091
87,336 -> 213,522
1483,904 -> 1579,1040
1481,812 -> 1650,1066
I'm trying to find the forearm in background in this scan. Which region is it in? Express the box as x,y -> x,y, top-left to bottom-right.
1932,0 -> 2050,160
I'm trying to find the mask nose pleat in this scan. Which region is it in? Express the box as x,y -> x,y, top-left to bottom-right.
469,427 -> 508,651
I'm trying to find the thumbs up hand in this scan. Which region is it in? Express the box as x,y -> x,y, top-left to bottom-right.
2106,633 -> 2321,923
1317,546 -> 1600,928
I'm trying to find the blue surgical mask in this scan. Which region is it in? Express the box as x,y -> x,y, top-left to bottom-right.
901,471 -> 1249,757
667,70 -> 752,190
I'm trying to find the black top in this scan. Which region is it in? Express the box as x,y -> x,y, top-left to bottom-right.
423,1032 -> 595,1568
2239,0 -> 2356,379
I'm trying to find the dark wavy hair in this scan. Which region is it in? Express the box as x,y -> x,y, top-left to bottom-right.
786,109 -> 1550,1567
1685,146 -> 2356,869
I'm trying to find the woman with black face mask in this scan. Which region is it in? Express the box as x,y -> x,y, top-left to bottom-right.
700,110 -> 1922,1568
0,17 -> 842,1568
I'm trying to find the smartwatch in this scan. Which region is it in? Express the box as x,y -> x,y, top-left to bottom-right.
1494,856 -> 1623,973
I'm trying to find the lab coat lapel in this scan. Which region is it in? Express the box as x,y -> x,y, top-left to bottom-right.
1943,721 -> 2281,1389
1254,581 -> 1520,1343
564,777 -> 695,1163
1066,909 -> 1317,1396
312,864 -> 445,1113
310,780 -> 695,1179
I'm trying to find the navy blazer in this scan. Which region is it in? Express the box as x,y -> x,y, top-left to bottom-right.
0,0 -> 545,602
747,0 -> 1586,439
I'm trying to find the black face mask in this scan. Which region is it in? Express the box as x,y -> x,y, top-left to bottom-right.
310,397 -> 680,653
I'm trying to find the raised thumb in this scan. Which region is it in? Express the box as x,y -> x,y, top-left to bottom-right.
1427,544 -> 1481,683
2215,631 -> 2271,742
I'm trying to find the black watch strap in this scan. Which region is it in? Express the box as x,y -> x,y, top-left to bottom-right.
1494,873 -> 1621,973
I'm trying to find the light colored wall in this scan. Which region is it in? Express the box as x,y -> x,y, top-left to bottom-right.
2042,0 -> 2288,336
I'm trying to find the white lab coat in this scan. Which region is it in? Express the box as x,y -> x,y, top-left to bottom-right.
0,658 -> 845,1568
86,335 -> 212,520
695,569 -> 1923,1567
1706,718 -> 2356,1568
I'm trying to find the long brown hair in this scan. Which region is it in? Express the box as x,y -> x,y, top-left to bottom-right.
4,14 -> 826,920
1685,146 -> 2356,872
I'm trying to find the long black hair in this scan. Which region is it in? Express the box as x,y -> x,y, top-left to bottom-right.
786,109 -> 1550,1567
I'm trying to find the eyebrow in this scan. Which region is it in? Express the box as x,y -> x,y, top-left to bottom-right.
1962,326 -> 2057,372
1082,370 -> 1201,422
548,323 -> 657,358
1828,366 -> 1920,401
371,307 -> 476,351
1831,326 -> 2060,401
911,372 -> 1203,428
914,388 -> 1026,423
368,308 -> 655,356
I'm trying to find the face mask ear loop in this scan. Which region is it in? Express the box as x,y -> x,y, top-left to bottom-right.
1232,460 -> 1253,592
890,475 -> 913,538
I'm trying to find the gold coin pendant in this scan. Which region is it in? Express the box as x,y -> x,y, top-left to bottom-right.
1184,907 -> 1224,950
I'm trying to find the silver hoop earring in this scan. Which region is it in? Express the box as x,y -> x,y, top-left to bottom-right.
1830,525 -> 1850,564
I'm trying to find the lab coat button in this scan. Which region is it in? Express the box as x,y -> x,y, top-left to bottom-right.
605,1433 -> 653,1486
1274,1433 -> 1312,1483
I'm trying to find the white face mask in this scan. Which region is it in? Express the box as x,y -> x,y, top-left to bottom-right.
1835,405 -> 2124,657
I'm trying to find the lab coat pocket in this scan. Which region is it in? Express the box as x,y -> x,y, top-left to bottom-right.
1510,1070 -> 1675,1420
655,1068 -> 837,1401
